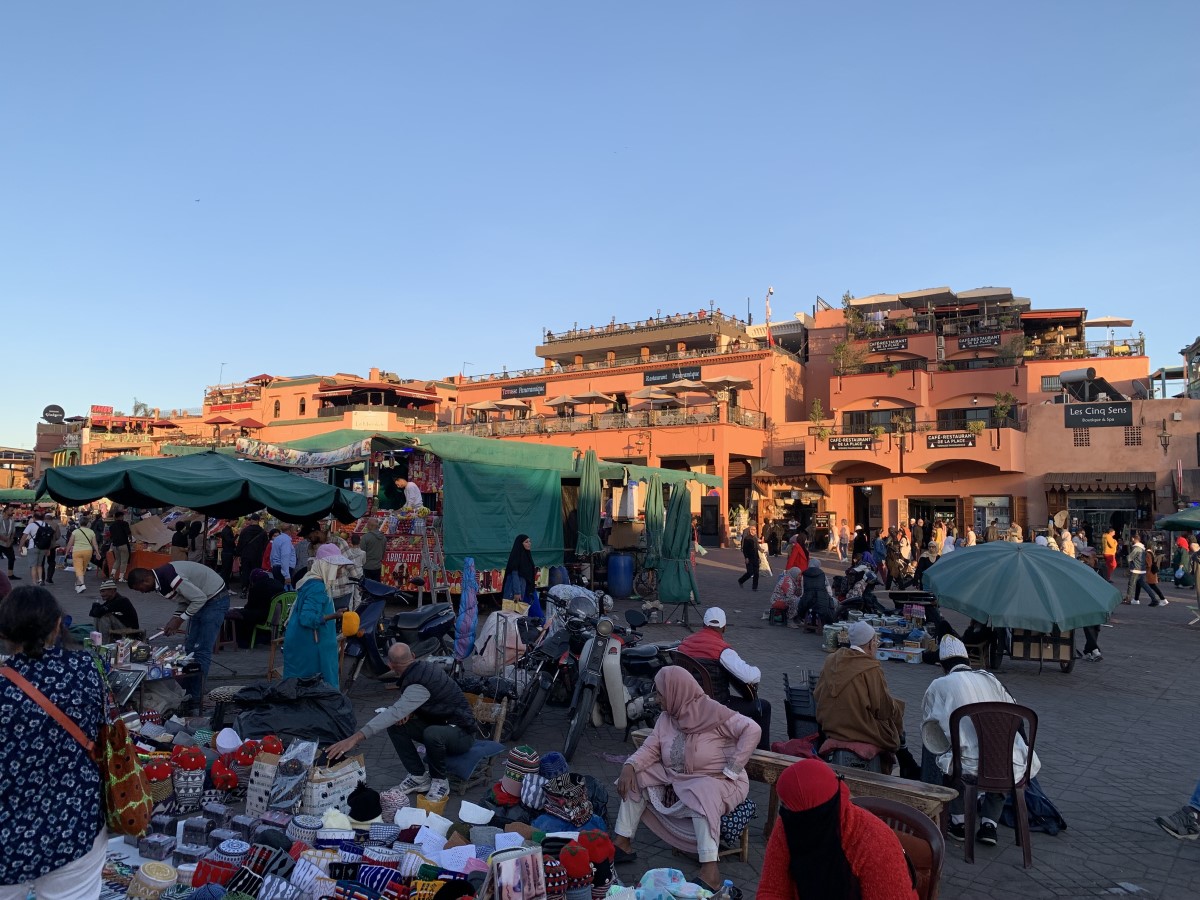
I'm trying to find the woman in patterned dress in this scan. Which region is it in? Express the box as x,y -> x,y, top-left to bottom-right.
0,585 -> 106,898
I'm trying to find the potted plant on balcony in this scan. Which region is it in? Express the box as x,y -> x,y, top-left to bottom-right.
966,420 -> 986,437
992,390 -> 1016,425
831,340 -> 867,376
885,364 -> 900,377
869,424 -> 887,446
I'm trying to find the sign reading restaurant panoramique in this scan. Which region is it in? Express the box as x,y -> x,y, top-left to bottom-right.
643,365 -> 702,386
957,333 -> 1001,350
829,435 -> 876,451
927,432 -> 977,449
1063,401 -> 1133,428
500,382 -> 547,399
868,337 -> 908,354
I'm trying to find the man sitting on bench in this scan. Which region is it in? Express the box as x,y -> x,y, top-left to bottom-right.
678,607 -> 772,750
813,621 -> 906,769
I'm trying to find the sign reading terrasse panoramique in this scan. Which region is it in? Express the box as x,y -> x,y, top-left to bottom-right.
643,365 -> 702,386
1063,401 -> 1133,428
500,382 -> 547,398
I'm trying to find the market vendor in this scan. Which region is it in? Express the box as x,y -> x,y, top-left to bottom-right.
396,475 -> 424,510
327,643 -> 475,806
813,620 -> 906,759
89,578 -> 141,641
127,560 -> 230,711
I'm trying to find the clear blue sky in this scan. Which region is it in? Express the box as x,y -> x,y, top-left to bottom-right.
2,2 -> 1196,448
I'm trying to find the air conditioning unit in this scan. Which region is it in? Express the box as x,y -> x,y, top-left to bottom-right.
935,336 -> 945,361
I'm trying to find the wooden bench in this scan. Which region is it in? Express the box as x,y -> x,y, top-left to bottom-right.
632,729 -> 958,838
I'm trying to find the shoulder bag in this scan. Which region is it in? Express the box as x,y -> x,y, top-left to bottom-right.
0,663 -> 154,836
81,527 -> 105,568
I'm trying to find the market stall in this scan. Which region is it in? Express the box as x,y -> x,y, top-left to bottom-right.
236,430 -> 721,597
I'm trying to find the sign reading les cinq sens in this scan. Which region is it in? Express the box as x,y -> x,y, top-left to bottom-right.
1063,401 -> 1133,428
500,382 -> 547,399
643,365 -> 702,386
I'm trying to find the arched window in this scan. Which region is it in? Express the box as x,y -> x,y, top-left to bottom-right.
273,400 -> 281,419
299,398 -> 307,416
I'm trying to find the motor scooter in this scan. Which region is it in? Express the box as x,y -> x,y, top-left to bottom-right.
341,578 -> 456,693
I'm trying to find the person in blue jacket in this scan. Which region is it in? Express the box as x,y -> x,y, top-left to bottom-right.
283,545 -> 347,687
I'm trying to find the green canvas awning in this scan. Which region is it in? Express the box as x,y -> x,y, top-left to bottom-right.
35,452 -> 367,523
160,444 -> 239,457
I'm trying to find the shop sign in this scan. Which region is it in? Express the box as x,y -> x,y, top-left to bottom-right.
643,365 -> 702,386
1063,401 -> 1133,428
868,337 -> 908,353
41,404 -> 65,424
927,432 -> 977,449
62,433 -> 82,449
813,513 -> 832,528
351,410 -> 390,431
957,333 -> 1001,350
829,435 -> 875,451
500,382 -> 547,398
90,405 -> 114,416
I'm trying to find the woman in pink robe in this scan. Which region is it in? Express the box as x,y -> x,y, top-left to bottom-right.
612,666 -> 761,889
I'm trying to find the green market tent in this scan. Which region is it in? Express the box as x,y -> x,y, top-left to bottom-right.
658,481 -> 699,617
575,450 -> 603,555
0,488 -> 55,505
35,452 -> 367,523
643,473 -> 665,571
237,429 -> 720,570
159,444 -> 239,457
1155,507 -> 1200,531
923,541 -> 1121,632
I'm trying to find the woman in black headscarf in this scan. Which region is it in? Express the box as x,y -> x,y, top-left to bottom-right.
502,534 -> 543,618
170,521 -> 189,561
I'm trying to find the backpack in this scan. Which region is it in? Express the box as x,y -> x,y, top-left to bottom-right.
33,523 -> 54,549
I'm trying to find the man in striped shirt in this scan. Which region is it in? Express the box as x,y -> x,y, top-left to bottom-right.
922,634 -> 1040,847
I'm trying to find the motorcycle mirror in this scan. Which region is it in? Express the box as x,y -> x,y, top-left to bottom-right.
625,609 -> 648,629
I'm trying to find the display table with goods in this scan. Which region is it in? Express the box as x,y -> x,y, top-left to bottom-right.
93,705 -> 744,900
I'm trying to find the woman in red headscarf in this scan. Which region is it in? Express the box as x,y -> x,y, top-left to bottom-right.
759,758 -> 917,900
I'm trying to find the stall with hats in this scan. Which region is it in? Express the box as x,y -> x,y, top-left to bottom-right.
100,716 -> 739,900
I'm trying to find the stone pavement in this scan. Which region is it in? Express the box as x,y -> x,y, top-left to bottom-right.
26,546 -> 1200,899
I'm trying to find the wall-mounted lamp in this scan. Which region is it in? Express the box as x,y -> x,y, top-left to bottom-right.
860,485 -> 873,495
1159,420 -> 1171,453
972,396 -> 979,405
873,399 -> 880,408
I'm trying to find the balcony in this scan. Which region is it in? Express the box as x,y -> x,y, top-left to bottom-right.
317,405 -> 437,425
459,342 -> 779,384
803,421 -> 1025,475
443,405 -> 763,437
542,310 -> 747,344
848,312 -> 1018,341
1023,337 -> 1145,361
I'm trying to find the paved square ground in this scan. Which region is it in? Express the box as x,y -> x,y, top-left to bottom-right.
31,545 -> 1200,899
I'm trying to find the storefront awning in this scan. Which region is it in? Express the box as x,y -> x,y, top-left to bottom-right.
753,468 -> 828,492
1043,472 -> 1157,491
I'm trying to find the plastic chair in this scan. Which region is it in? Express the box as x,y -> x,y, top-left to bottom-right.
261,592 -> 297,681
854,797 -> 945,900
949,701 -> 1039,867
783,670 -> 819,739
668,652 -> 714,697
249,592 -> 290,650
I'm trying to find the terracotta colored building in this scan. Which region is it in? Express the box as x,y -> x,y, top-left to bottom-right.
51,289 -> 1197,544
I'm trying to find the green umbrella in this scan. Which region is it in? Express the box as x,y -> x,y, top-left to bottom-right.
1155,507 -> 1200,530
643,473 -> 665,571
922,541 -> 1121,632
35,451 -> 367,523
658,484 -> 698,607
575,449 -> 603,555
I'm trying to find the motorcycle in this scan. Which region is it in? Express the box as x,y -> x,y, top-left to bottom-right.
562,603 -> 677,761
341,578 -> 457,693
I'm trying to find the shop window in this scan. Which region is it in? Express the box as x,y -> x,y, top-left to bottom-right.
1123,426 -> 1141,446
299,398 -> 307,416
273,400 -> 281,419
1073,428 -> 1090,447
1041,375 -> 1061,392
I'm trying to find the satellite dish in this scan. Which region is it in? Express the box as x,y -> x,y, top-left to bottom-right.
42,404 -> 65,424
1053,510 -> 1069,529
